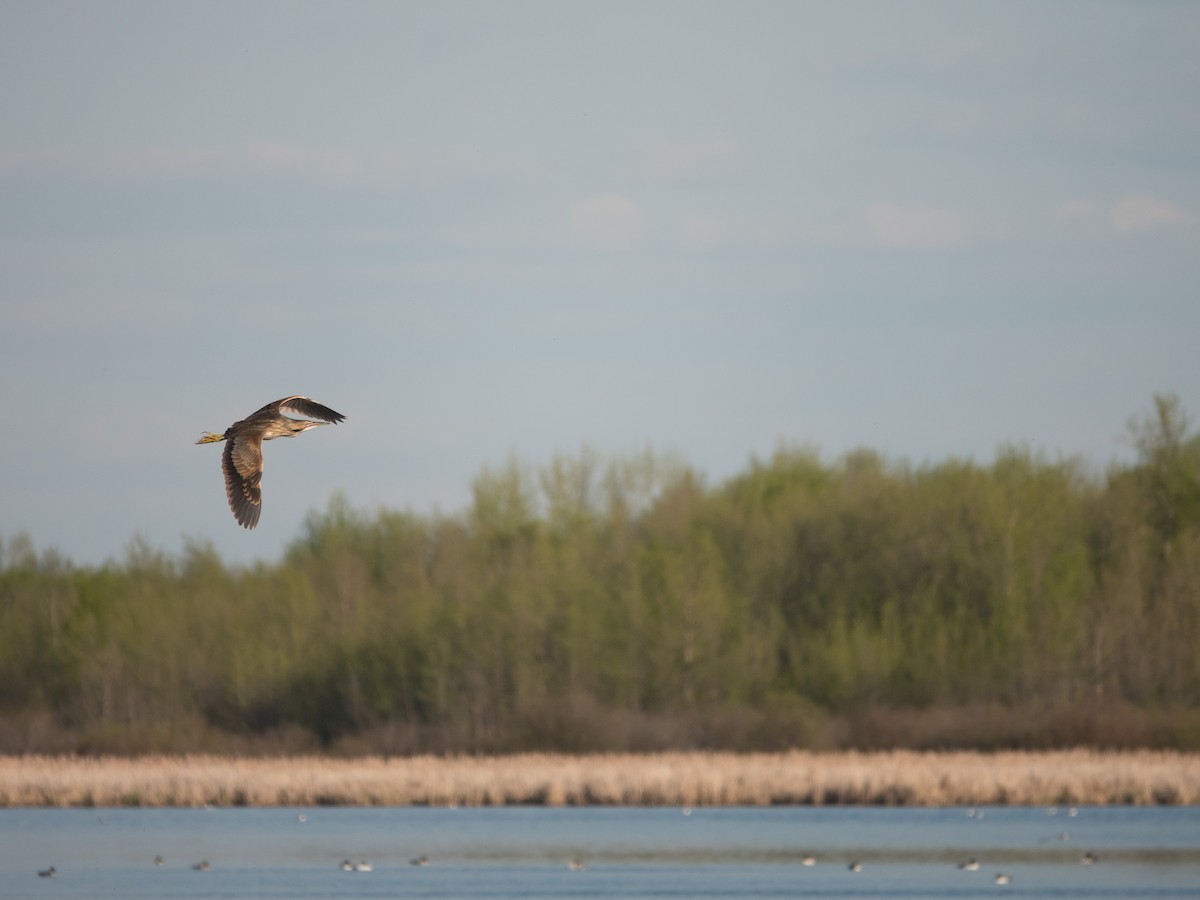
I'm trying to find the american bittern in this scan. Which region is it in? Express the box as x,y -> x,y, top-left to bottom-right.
196,396 -> 345,529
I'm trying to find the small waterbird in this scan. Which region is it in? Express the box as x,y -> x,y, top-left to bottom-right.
848,860 -> 862,872
196,396 -> 345,529
1081,851 -> 1098,865
410,856 -> 428,866
994,873 -> 1011,885
958,858 -> 980,871
801,855 -> 816,867
569,858 -> 587,871
153,855 -> 164,866
191,860 -> 210,871
38,866 -> 56,878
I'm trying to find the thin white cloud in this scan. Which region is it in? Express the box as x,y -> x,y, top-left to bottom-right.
866,203 -> 972,250
807,35 -> 989,85
0,152 -> 35,174
0,144 -> 367,183
0,143 -> 539,189
639,138 -> 738,179
568,193 -> 646,250
1108,194 -> 1191,232
677,212 -> 730,248
242,142 -> 365,184
6,287 -> 197,333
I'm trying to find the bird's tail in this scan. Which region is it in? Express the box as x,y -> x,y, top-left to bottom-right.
195,432 -> 226,444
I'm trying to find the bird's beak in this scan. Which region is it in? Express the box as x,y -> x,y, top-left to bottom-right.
196,432 -> 225,444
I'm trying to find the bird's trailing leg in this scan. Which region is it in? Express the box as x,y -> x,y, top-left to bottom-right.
196,432 -> 226,445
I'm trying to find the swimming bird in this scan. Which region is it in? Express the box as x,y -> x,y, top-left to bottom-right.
410,856 -> 428,866
1081,851 -> 1098,865
153,855 -> 164,866
191,860 -> 210,871
340,859 -> 354,871
958,858 -> 980,871
196,396 -> 345,529
801,855 -> 816,867
569,858 -> 587,871
353,860 -> 373,872
38,866 -> 56,878
994,872 -> 1010,885
848,860 -> 862,872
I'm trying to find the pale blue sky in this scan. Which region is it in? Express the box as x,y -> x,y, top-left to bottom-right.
2,1 -> 1197,565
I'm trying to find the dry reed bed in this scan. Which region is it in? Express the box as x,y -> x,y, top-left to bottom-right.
1,750 -> 1197,808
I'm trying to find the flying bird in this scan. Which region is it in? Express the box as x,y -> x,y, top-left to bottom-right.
196,396 -> 345,529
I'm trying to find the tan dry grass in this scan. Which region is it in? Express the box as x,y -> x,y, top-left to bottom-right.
1,750 -> 1197,808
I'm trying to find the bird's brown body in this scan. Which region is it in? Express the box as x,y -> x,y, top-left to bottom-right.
196,396 -> 345,529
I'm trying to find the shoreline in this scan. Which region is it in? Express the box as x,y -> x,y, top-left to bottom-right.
2,750 -> 1198,808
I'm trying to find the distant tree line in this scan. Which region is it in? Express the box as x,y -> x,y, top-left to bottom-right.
2,395 -> 1198,755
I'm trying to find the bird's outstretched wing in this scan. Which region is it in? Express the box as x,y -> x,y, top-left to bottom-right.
223,433 -> 264,529
272,396 -> 346,424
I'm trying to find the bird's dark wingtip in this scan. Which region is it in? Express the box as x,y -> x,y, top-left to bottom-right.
279,397 -> 346,425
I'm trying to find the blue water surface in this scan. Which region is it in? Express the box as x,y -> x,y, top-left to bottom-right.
1,805 -> 1197,899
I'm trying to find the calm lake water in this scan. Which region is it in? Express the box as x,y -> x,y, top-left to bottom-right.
1,805 -> 1197,899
